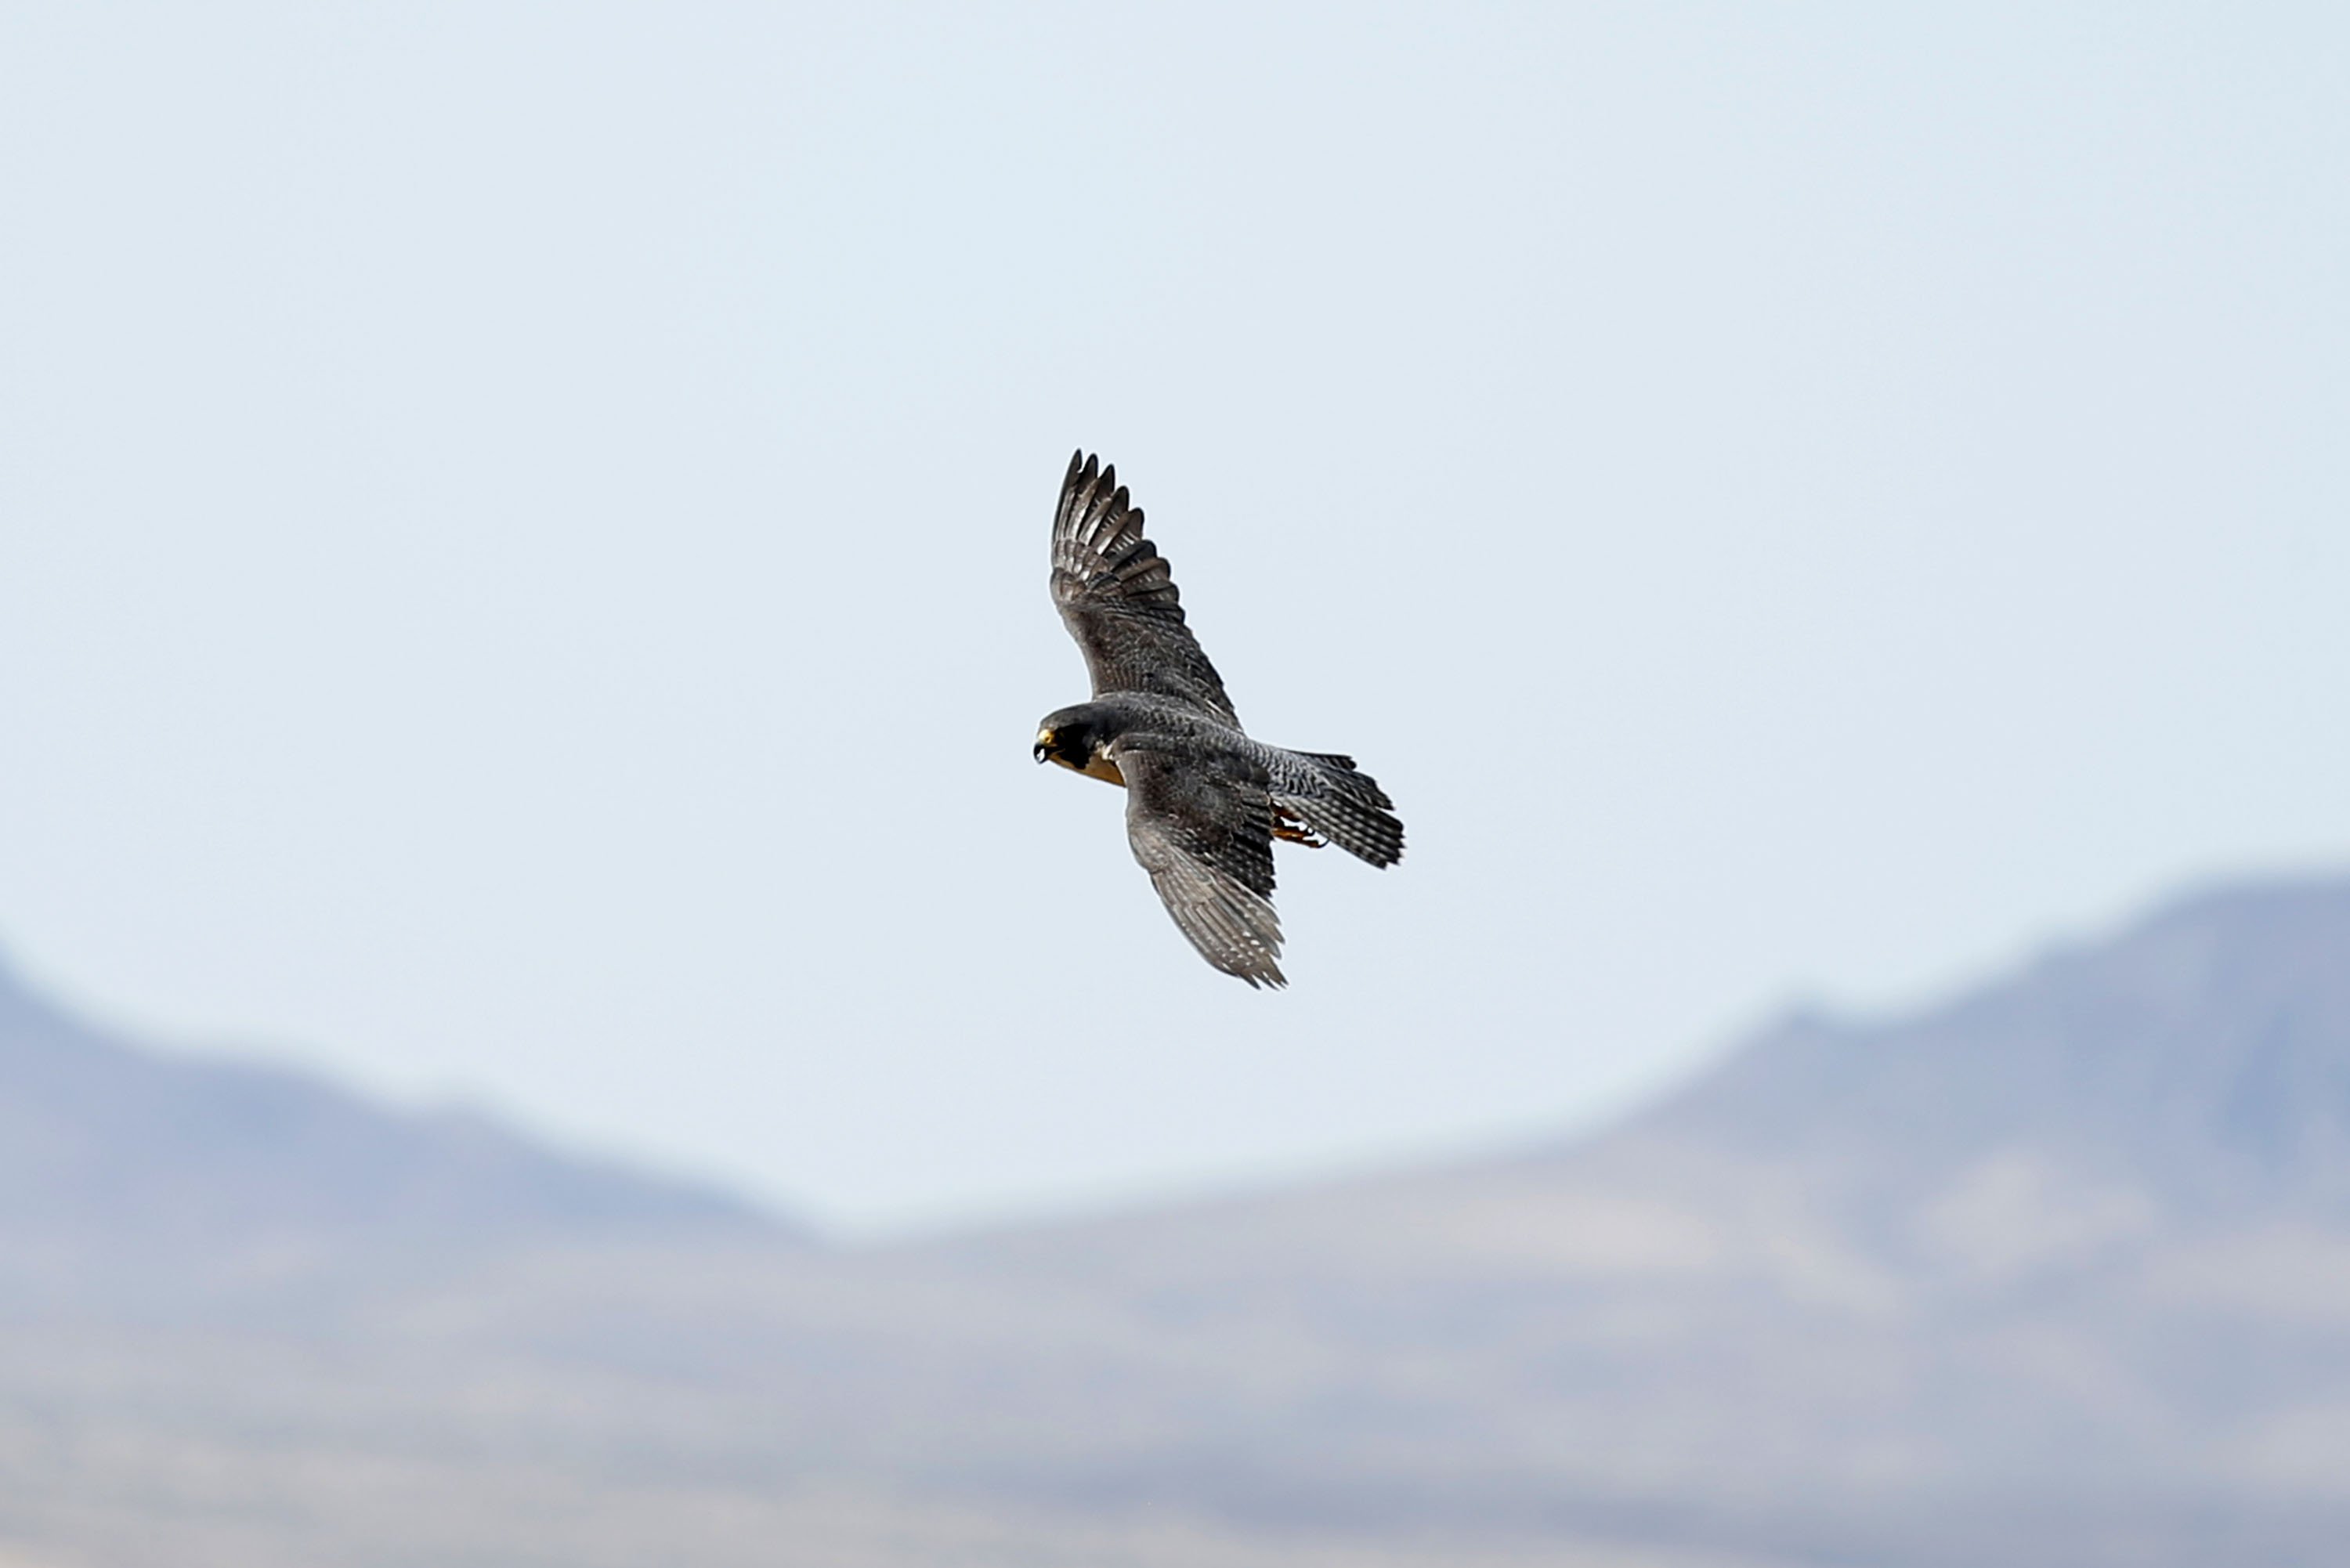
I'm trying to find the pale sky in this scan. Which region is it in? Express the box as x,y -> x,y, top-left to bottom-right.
3,3 -> 2345,1234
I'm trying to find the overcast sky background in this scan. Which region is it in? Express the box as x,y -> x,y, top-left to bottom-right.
3,4 -> 2345,1235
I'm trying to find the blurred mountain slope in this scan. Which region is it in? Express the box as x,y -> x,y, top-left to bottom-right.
0,955 -> 790,1314
1652,876 -> 2350,1209
4,873 -> 2349,1567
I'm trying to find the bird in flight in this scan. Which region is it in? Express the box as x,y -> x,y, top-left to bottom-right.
1035,452 -> 1403,987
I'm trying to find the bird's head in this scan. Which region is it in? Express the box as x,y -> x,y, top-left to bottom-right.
1034,707 -> 1123,783
1033,714 -> 1091,770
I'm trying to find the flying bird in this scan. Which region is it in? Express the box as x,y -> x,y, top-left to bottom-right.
1035,452 -> 1403,987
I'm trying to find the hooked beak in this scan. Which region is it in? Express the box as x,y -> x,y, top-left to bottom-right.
1033,730 -> 1052,764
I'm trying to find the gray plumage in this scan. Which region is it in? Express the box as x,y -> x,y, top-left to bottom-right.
1036,451 -> 1403,988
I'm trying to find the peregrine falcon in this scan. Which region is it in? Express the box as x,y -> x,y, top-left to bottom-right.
1035,452 -> 1404,988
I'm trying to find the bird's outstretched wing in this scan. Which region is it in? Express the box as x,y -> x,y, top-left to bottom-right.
1051,451 -> 1238,723
1115,738 -> 1283,988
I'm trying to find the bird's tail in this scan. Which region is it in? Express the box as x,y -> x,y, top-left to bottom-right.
1274,752 -> 1405,869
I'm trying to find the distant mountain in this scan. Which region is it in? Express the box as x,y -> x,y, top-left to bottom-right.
0,954 -> 790,1311
870,872 -> 2350,1566
1650,876 -> 2350,1212
4,875 -> 2348,1568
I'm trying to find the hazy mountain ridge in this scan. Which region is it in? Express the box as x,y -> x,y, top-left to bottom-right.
1648,876 -> 2350,1209
5,875 -> 2350,1567
0,955 -> 789,1312
878,873 -> 2350,1561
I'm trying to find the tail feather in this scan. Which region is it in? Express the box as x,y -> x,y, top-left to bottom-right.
1272,753 -> 1404,869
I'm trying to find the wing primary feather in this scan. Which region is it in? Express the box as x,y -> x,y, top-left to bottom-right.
1050,451 -> 1238,721
1116,740 -> 1285,988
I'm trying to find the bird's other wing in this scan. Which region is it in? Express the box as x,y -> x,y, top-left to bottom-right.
1115,738 -> 1283,988
1051,451 -> 1238,723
